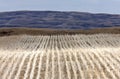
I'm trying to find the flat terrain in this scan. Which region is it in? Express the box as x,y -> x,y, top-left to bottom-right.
0,27 -> 120,36
0,34 -> 120,79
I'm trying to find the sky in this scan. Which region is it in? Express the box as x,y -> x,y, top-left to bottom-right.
0,0 -> 120,14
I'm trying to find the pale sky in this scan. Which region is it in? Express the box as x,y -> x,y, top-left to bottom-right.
0,0 -> 120,14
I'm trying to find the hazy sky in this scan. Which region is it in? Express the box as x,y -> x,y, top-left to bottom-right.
0,0 -> 120,14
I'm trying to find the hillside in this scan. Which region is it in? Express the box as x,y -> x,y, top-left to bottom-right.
0,11 -> 120,29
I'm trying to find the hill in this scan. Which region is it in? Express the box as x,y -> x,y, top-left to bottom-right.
0,11 -> 120,29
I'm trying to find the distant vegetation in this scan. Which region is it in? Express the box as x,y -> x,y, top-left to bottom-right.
0,11 -> 120,29
0,27 -> 120,36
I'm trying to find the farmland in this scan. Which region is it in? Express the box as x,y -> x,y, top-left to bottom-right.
0,34 -> 120,79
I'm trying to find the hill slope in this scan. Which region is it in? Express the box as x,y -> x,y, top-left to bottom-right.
0,11 -> 120,29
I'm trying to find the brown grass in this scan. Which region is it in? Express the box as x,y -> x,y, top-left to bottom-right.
0,27 -> 120,36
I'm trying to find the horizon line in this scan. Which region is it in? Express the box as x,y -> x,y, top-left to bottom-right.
0,10 -> 120,15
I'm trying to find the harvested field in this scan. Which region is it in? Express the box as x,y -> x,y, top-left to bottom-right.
0,34 -> 120,79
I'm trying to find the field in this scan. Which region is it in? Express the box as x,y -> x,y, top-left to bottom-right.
0,34 -> 120,79
0,27 -> 120,36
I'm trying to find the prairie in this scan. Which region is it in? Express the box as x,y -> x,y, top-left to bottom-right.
0,27 -> 120,36
0,34 -> 120,79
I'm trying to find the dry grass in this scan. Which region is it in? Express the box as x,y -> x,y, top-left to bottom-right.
0,27 -> 120,36
0,34 -> 120,79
